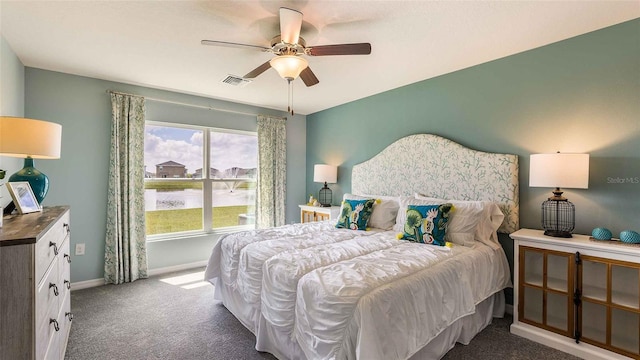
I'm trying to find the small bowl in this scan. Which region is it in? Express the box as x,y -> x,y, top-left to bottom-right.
620,230 -> 640,244
591,227 -> 612,240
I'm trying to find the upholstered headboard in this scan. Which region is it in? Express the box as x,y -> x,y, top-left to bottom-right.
351,134 -> 519,233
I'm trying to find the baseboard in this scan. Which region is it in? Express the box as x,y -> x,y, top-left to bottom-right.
510,323 -> 631,360
71,278 -> 105,291
71,260 -> 208,291
147,260 -> 208,277
505,303 -> 513,315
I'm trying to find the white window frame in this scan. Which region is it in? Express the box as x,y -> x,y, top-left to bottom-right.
145,120 -> 257,242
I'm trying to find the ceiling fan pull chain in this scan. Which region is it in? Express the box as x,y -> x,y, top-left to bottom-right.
288,79 -> 294,116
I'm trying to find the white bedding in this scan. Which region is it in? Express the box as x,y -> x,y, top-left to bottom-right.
204,221 -> 511,360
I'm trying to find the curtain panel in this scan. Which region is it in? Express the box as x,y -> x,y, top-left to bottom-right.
256,115 -> 287,229
104,93 -> 148,284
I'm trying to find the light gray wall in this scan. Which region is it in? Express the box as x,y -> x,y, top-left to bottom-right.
24,68 -> 306,282
0,36 -> 25,206
306,20 -> 640,303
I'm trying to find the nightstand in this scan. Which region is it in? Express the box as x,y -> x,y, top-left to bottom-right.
299,205 -> 341,223
510,228 -> 640,360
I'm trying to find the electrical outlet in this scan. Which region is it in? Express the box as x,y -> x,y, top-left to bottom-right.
75,243 -> 85,256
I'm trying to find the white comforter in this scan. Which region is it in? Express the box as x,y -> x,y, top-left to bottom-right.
205,222 -> 511,360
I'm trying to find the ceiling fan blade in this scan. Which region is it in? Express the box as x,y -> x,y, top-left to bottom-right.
244,61 -> 272,79
300,67 -> 319,87
201,40 -> 269,52
279,7 -> 303,44
307,43 -> 372,56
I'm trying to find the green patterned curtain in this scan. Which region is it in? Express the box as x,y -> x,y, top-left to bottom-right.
104,93 -> 148,284
256,115 -> 286,229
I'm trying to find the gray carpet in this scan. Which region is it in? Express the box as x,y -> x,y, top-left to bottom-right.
66,268 -> 578,360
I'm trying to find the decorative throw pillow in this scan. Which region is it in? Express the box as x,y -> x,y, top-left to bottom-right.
413,194 -> 499,246
336,199 -> 375,230
342,193 -> 400,230
394,197 -> 444,233
401,204 -> 453,246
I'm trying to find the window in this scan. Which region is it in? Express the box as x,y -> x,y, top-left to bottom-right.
144,122 -> 257,238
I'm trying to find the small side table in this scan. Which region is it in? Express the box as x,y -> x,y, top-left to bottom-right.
299,205 -> 341,223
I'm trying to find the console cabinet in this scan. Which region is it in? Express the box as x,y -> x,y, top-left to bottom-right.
0,206 -> 72,359
511,229 -> 640,360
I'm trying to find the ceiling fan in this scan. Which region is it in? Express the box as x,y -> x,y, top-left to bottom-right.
201,7 -> 372,114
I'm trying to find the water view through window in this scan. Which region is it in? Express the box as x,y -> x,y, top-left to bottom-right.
144,123 -> 257,236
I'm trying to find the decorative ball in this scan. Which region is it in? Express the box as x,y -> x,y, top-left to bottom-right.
591,227 -> 612,240
620,230 -> 640,244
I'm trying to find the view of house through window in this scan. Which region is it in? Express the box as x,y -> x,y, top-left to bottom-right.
144,122 -> 257,237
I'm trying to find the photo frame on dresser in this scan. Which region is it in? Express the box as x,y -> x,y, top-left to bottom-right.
7,181 -> 42,214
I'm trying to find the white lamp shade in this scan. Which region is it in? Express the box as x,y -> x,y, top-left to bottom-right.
530,153 -> 589,189
270,55 -> 308,80
314,164 -> 337,184
0,117 -> 62,159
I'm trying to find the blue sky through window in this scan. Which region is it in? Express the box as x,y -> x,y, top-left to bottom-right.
144,125 -> 257,176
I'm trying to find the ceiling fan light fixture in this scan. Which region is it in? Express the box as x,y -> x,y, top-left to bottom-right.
270,55 -> 308,80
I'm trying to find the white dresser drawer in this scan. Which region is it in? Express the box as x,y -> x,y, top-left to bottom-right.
58,291 -> 72,359
58,237 -> 71,300
44,291 -> 71,360
35,211 -> 70,283
43,328 -> 60,360
36,260 -> 61,360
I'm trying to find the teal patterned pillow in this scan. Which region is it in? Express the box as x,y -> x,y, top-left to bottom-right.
401,204 -> 453,246
336,199 -> 375,230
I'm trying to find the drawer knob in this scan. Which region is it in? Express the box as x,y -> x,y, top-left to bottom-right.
63,223 -> 71,234
64,253 -> 72,263
50,318 -> 60,332
65,312 -> 74,321
49,241 -> 59,255
64,279 -> 71,290
49,283 -> 59,296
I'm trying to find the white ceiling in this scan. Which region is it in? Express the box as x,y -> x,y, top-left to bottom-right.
1,1 -> 638,115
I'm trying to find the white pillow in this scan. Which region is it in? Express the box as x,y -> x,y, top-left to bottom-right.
342,193 -> 400,230
410,194 -> 490,246
474,203 -> 505,249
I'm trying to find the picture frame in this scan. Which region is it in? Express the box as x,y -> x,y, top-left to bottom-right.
6,181 -> 42,214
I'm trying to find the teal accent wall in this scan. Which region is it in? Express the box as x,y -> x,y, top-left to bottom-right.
0,36 -> 26,206
306,20 -> 640,302
24,68 -> 306,282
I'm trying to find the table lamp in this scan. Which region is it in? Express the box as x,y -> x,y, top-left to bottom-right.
529,152 -> 589,238
0,117 -> 62,205
313,164 -> 337,207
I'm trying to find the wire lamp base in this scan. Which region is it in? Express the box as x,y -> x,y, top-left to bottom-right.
318,183 -> 332,207
541,194 -> 575,238
543,229 -> 573,238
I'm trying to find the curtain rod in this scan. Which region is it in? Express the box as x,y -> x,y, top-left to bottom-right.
106,90 -> 262,118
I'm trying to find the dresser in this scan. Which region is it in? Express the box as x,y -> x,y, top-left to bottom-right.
299,204 -> 341,223
511,228 -> 640,360
0,206 -> 72,360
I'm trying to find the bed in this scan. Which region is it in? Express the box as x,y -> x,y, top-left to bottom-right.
205,134 -> 519,360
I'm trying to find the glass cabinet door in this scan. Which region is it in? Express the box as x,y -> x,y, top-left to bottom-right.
581,259 -> 607,302
523,250 -> 544,287
519,247 -> 574,337
580,256 -> 640,359
611,308 -> 639,355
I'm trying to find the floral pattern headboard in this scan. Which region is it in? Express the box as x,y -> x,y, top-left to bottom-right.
351,134 -> 519,233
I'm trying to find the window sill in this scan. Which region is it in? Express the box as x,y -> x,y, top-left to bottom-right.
146,225 -> 255,243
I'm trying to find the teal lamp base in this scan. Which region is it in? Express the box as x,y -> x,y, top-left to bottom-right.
8,157 -> 49,204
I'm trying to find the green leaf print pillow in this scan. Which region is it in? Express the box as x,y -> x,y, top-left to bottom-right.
336,199 -> 375,230
401,203 -> 453,246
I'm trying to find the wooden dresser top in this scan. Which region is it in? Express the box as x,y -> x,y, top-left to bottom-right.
0,206 -> 70,247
